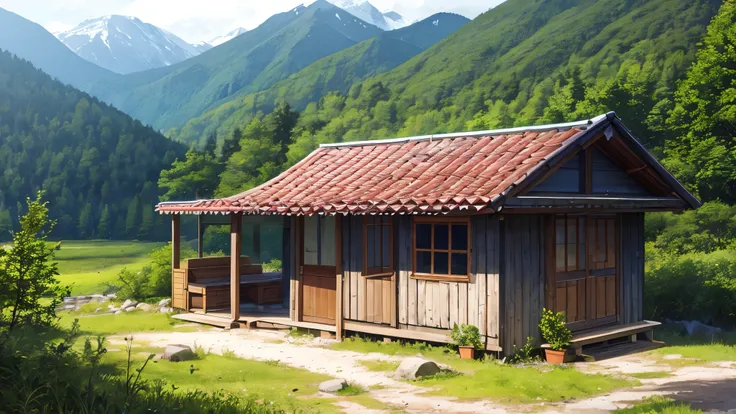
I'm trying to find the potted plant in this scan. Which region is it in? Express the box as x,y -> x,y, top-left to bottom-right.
451,324 -> 483,359
538,308 -> 572,364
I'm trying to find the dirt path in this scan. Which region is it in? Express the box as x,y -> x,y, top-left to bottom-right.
112,329 -> 736,413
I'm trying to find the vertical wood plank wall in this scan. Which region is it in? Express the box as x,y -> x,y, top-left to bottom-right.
338,215 -> 501,347
619,213 -> 644,324
501,215 -> 545,353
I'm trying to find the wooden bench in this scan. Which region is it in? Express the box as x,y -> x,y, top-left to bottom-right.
173,257 -> 282,313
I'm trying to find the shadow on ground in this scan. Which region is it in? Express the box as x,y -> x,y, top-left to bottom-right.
656,378 -> 736,411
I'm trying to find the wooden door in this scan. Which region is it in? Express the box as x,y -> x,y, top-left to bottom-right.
548,215 -> 618,331
300,216 -> 337,325
363,216 -> 396,326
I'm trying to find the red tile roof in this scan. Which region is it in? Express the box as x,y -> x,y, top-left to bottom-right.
157,116 -> 611,215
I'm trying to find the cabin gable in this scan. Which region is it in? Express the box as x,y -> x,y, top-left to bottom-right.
529,145 -> 653,196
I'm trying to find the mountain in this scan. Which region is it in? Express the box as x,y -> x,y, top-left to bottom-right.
88,0 -> 383,131
57,15 -> 207,75
208,27 -> 248,47
0,7 -> 116,90
173,12 -> 470,145
0,50 -> 186,240
329,0 -> 407,30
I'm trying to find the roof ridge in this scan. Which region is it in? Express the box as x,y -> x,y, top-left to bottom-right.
319,113 -> 613,149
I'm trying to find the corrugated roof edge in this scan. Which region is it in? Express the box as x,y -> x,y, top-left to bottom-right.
319,113 -> 610,149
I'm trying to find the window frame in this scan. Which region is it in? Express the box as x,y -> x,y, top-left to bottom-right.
362,216 -> 394,278
411,216 -> 471,282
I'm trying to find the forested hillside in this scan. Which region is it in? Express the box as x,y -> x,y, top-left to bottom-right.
88,0 -> 385,131
173,13 -> 470,146
0,50 -> 186,241
174,0 -> 720,158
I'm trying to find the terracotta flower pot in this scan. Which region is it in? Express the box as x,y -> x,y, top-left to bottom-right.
545,349 -> 566,365
458,345 -> 475,359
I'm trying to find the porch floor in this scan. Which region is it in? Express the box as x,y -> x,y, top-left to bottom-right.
173,305 -> 336,332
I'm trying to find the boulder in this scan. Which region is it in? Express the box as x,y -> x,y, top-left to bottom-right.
160,307 -> 173,313
106,293 -> 117,299
62,304 -> 75,311
108,304 -> 116,310
318,379 -> 347,393
158,298 -> 171,307
136,303 -> 153,311
678,320 -> 722,337
124,307 -> 137,312
395,357 -> 440,380
121,299 -> 138,309
114,310 -> 123,315
164,345 -> 195,362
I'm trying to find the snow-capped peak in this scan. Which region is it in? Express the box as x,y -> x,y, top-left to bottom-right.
326,0 -> 408,31
57,15 -> 207,74
207,27 -> 248,47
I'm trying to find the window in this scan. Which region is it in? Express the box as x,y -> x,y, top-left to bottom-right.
364,216 -> 393,277
412,217 -> 470,281
555,215 -> 586,273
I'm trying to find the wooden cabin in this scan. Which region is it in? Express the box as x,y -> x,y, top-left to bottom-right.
157,112 -> 700,356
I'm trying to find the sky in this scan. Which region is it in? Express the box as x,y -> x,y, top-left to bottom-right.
0,0 -> 502,43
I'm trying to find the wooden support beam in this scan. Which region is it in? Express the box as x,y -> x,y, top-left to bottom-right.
197,215 -> 204,258
335,215 -> 344,341
172,214 -> 181,269
230,213 -> 242,321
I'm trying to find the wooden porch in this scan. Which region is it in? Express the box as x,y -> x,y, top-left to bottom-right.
173,306 -> 336,332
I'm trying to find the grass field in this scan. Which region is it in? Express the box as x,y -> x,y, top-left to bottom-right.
54,240 -> 163,295
333,336 -> 635,403
652,325 -> 736,362
58,311 -> 201,336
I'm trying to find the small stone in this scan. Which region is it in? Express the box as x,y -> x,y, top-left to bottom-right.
158,298 -> 171,307
106,293 -> 117,299
125,307 -> 136,312
94,307 -> 102,313
114,310 -> 123,315
395,358 -> 440,380
108,304 -> 116,310
63,304 -> 75,310
160,307 -> 173,313
318,379 -> 347,393
164,345 -> 195,362
121,299 -> 138,309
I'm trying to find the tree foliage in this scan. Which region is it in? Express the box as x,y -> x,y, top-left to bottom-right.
0,192 -> 67,331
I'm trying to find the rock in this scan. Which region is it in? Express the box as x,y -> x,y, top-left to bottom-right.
164,345 -> 195,362
318,379 -> 347,393
94,307 -> 102,313
160,307 -> 173,313
63,304 -> 75,311
125,307 -> 137,312
114,310 -> 123,315
158,298 -> 171,307
677,320 -> 722,337
108,304 -> 116,310
121,299 -> 138,309
395,357 -> 440,379
136,303 -> 153,311
106,293 -> 117,299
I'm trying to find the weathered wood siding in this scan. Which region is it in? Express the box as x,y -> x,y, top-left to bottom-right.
619,213 -> 645,324
529,153 -> 581,193
501,215 -> 546,354
591,149 -> 651,195
396,215 -> 500,347
339,215 -> 500,347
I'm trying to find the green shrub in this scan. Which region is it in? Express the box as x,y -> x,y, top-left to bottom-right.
450,324 -> 483,350
645,247 -> 736,327
510,337 -> 541,364
112,243 -> 195,300
539,309 -> 572,351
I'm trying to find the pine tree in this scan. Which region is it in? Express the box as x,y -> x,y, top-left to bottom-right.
204,131 -> 218,156
77,202 -> 93,239
220,127 -> 242,162
97,204 -> 110,239
125,196 -> 140,238
138,204 -> 155,240
0,209 -> 12,241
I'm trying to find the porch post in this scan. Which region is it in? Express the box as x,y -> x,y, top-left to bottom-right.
230,213 -> 242,322
335,215 -> 344,341
197,214 -> 204,258
172,214 -> 181,269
